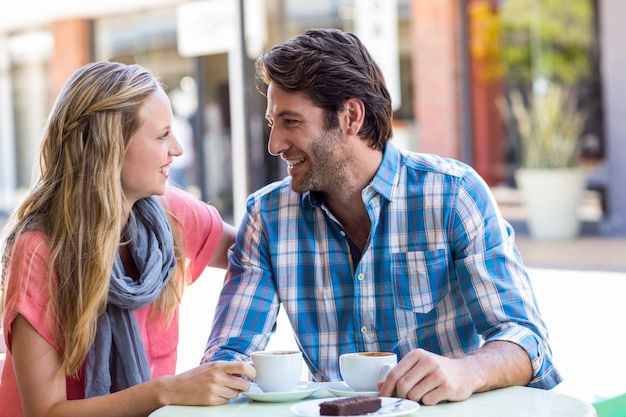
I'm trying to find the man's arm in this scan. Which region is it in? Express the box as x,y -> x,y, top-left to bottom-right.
202,200 -> 279,364
379,164 -> 560,404
378,341 -> 531,405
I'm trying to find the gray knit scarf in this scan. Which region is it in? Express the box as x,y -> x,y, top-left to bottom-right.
84,196 -> 176,397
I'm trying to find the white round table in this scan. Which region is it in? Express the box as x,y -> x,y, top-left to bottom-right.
149,385 -> 596,417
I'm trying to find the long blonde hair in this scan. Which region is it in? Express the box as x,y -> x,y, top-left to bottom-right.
0,61 -> 185,375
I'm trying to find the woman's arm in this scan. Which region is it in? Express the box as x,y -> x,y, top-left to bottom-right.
207,222 -> 237,270
11,314 -> 255,417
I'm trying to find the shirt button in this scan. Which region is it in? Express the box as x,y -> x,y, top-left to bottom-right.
357,273 -> 365,281
360,326 -> 368,334
340,230 -> 346,237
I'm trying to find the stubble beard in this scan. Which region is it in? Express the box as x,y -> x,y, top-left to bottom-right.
290,127 -> 351,196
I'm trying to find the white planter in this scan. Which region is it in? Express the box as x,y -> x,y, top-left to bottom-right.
515,168 -> 586,240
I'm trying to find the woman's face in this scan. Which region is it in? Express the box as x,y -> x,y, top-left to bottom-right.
121,88 -> 182,206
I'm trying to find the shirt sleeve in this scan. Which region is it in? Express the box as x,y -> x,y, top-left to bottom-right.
201,193 -> 280,364
450,167 -> 562,389
159,186 -> 224,283
2,231 -> 60,354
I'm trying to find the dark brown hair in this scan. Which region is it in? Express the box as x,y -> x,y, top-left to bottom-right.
255,28 -> 393,151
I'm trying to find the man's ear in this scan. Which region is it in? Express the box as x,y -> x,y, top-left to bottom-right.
344,98 -> 365,136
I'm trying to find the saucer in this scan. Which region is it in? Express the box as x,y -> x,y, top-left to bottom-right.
242,381 -> 320,402
290,397 -> 420,417
325,381 -> 379,397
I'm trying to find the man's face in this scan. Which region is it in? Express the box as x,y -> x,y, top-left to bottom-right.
265,84 -> 352,193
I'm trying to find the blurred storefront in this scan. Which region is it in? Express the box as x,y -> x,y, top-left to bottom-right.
1,0 -> 625,235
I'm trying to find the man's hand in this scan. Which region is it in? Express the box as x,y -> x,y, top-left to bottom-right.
377,348 -> 477,405
377,342 -> 532,405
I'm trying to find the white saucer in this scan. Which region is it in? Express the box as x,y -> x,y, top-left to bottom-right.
242,381 -> 320,402
325,381 -> 379,397
290,397 -> 420,417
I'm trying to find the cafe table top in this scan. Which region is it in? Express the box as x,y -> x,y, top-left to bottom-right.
149,384 -> 597,417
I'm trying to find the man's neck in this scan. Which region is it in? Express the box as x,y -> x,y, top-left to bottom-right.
321,145 -> 383,251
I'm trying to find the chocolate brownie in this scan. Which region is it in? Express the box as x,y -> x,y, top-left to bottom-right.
319,396 -> 382,416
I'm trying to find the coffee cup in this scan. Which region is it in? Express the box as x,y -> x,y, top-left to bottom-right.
339,352 -> 397,392
251,350 -> 303,392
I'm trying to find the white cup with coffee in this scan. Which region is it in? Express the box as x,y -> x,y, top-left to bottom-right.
251,350 -> 303,392
339,352 -> 397,392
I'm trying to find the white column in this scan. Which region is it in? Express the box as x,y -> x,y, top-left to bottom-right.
229,0 -> 249,222
0,34 -> 17,213
355,0 -> 401,110
600,0 -> 626,235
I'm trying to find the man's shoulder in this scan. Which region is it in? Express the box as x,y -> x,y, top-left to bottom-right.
249,176 -> 299,204
398,149 -> 473,179
244,178 -> 307,226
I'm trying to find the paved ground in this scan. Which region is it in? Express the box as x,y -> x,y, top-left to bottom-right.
516,235 -> 626,272
529,267 -> 626,403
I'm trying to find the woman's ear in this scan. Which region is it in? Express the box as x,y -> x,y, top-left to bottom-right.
344,98 -> 365,136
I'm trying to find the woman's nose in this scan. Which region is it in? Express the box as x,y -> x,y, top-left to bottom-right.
171,134 -> 184,157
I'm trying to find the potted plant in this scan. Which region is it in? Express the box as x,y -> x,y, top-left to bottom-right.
501,83 -> 587,240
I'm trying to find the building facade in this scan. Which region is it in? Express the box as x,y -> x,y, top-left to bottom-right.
1,0 -> 624,235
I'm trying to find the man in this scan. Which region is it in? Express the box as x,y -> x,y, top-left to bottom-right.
202,28 -> 561,405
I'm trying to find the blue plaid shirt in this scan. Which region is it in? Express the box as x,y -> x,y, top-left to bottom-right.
203,142 -> 562,389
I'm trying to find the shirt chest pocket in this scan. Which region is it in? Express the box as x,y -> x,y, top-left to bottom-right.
390,249 -> 450,314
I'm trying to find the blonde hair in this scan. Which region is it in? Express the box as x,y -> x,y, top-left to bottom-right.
0,61 -> 185,375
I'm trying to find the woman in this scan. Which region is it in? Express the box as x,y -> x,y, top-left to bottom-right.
0,61 -> 255,417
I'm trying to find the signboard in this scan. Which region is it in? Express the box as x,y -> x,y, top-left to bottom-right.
176,0 -> 235,57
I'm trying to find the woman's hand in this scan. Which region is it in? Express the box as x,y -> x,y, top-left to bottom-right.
158,361 -> 256,406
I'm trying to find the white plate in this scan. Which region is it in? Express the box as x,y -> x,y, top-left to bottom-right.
325,381 -> 379,397
242,381 -> 320,402
289,397 -> 420,417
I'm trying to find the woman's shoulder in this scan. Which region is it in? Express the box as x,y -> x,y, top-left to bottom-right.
3,229 -> 57,351
158,187 -> 224,279
6,230 -> 52,287
159,185 -> 195,207
159,186 -> 217,218
11,230 -> 50,260
157,186 -> 223,238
